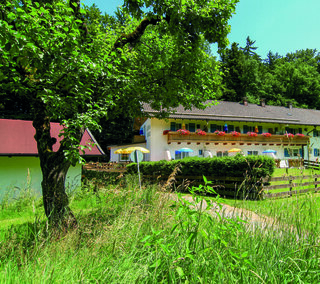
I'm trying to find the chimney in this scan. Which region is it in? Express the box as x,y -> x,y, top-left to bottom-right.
243,97 -> 248,106
287,101 -> 293,110
260,98 -> 266,107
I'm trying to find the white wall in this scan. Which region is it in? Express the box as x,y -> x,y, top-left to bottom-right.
144,118 -> 319,161
0,156 -> 81,201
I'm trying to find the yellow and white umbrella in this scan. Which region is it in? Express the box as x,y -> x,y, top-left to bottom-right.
228,148 -> 242,153
124,146 -> 150,153
114,148 -> 131,154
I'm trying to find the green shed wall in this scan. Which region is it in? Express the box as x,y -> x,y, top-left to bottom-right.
0,157 -> 81,201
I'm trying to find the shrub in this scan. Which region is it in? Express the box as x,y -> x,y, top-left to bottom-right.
127,155 -> 275,179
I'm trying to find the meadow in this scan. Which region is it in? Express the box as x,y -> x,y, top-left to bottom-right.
0,172 -> 320,283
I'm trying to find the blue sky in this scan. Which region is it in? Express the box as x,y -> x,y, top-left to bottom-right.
81,0 -> 320,59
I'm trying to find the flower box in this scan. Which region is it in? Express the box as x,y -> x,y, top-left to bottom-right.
285,133 -> 294,138
214,130 -> 225,136
262,133 -> 272,137
231,131 -> 241,137
247,132 -> 258,137
196,129 -> 206,136
177,129 -> 190,135
295,133 -> 305,137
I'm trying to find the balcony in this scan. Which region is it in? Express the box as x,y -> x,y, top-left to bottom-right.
166,132 -> 310,146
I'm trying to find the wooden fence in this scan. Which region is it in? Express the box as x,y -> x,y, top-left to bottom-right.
83,162 -> 129,173
262,174 -> 320,198
143,174 -> 320,199
303,159 -> 320,170
83,161 -> 320,199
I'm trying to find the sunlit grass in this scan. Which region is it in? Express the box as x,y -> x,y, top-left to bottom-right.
1,174 -> 320,282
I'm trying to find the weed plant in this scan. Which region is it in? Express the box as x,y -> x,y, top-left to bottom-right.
0,174 -> 320,282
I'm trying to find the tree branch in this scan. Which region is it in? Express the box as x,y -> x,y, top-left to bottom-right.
113,16 -> 162,51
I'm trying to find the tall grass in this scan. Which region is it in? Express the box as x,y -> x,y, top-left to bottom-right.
0,174 -> 320,282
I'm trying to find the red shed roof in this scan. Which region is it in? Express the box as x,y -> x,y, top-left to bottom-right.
0,119 -> 104,156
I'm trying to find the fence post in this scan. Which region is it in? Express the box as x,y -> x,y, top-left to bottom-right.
289,175 -> 293,196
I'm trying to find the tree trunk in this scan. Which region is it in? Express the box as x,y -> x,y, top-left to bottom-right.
40,151 -> 77,228
33,103 -> 78,229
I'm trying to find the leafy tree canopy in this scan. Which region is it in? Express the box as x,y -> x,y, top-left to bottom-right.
0,0 -> 238,226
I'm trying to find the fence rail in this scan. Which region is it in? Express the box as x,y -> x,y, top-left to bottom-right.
304,159 -> 320,170
83,162 -> 129,173
144,173 -> 320,199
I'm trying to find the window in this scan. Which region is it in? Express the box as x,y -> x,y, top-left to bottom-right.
228,125 -> 234,132
210,124 -> 222,132
313,130 -> 320,137
247,151 -> 258,156
314,149 -> 320,157
175,151 -> 189,159
170,122 -> 182,131
189,123 -> 196,132
243,125 -> 261,134
285,128 -> 303,135
170,122 -> 176,131
120,154 -> 130,161
284,148 -> 302,157
217,151 -> 228,157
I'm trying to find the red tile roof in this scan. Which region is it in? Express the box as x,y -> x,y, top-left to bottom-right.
0,119 -> 104,156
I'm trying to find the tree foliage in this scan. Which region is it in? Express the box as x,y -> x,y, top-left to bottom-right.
0,0 -> 239,226
220,38 -> 320,109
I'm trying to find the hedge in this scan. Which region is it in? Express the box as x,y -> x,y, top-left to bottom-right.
126,155 -> 275,179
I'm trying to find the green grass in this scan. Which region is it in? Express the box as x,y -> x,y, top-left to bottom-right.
1,174 -> 320,283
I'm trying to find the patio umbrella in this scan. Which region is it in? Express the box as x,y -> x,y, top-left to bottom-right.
114,148 -> 131,154
228,148 -> 242,153
177,148 -> 194,153
123,146 -> 150,191
262,149 -> 276,154
124,146 -> 150,153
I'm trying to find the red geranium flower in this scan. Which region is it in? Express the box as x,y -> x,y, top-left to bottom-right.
247,132 -> 258,137
231,131 -> 241,137
177,129 -> 190,135
196,129 -> 206,136
214,130 -> 225,136
262,133 -> 272,137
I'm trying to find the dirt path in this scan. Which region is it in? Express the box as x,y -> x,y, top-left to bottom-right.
170,194 -> 302,237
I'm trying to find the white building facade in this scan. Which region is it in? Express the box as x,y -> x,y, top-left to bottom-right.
110,100 -> 320,163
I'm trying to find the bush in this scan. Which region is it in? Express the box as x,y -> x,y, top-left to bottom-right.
127,155 -> 275,179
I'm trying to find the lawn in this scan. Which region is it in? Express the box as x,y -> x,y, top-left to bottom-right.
0,173 -> 320,282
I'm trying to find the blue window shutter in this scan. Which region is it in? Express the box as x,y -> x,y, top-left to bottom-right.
258,126 -> 263,134
284,148 -> 290,157
314,149 -> 318,157
170,122 -> 176,131
299,149 -> 302,157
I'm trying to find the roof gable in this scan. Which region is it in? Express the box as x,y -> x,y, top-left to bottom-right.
0,119 -> 104,156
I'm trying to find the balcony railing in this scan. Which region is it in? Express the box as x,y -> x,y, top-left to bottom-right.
166,132 -> 310,145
